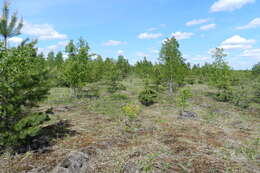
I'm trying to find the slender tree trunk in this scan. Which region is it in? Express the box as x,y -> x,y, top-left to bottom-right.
4,36 -> 7,49
169,78 -> 174,95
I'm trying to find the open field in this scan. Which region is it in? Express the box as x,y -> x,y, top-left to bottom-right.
1,77 -> 259,173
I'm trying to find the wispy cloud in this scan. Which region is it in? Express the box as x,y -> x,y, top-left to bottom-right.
22,22 -> 67,40
8,37 -> 23,44
200,23 -> 216,31
171,32 -> 194,40
117,50 -> 124,55
103,40 -> 127,46
210,0 -> 255,12
136,52 -> 149,57
38,40 -> 69,55
186,19 -> 210,26
241,48 -> 260,60
236,18 -> 260,30
147,27 -> 158,31
138,32 -> 162,39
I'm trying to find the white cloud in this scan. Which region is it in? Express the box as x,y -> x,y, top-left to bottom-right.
191,56 -> 210,61
200,23 -> 216,31
236,18 -> 260,30
171,32 -> 194,40
210,0 -> 255,12
117,50 -> 124,55
148,27 -> 157,31
38,40 -> 69,55
22,22 -> 67,40
138,32 -> 162,39
8,37 -> 23,44
186,19 -> 210,26
220,35 -> 256,50
149,48 -> 159,54
222,35 -> 255,45
241,48 -> 260,59
159,24 -> 166,27
136,52 -> 149,57
103,40 -> 127,46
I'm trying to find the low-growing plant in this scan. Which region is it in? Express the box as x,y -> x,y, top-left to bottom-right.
107,83 -> 126,93
232,86 -> 250,109
215,88 -> 233,102
81,85 -> 100,99
122,104 -> 141,120
111,93 -> 129,100
176,87 -> 192,113
185,75 -> 196,85
254,79 -> 260,103
138,88 -> 158,106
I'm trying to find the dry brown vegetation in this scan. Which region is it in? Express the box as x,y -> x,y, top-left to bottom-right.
0,78 -> 259,173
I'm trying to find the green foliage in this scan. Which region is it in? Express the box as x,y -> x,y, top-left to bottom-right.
0,1 -> 23,48
62,58 -> 86,97
0,41 -> 50,149
209,48 -> 234,102
80,85 -> 100,99
116,55 -> 131,78
150,65 -> 165,91
252,62 -> 260,76
122,104 -> 141,120
62,38 -> 90,96
104,59 -> 123,93
254,79 -> 260,103
135,57 -> 154,78
232,86 -> 250,109
138,88 -> 158,106
55,51 -> 64,67
88,55 -> 104,82
159,37 -> 187,94
47,51 -> 55,66
111,93 -> 129,100
176,87 -> 192,113
215,88 -> 233,102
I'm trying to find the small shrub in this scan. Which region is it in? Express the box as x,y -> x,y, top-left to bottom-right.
215,88 -> 233,102
176,87 -> 192,113
232,86 -> 250,109
185,76 -> 196,85
122,104 -> 141,120
117,83 -> 127,90
107,83 -> 126,93
0,41 -> 50,149
254,81 -> 260,103
138,88 -> 158,106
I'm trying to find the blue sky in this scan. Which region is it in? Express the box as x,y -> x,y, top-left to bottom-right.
6,0 -> 260,69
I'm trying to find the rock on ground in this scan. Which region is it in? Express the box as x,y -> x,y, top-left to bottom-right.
51,151 -> 91,173
180,111 -> 198,119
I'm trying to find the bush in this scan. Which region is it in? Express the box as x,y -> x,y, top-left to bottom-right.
185,76 -> 196,85
215,88 -> 233,102
107,83 -> 126,93
254,80 -> 260,103
176,87 -> 192,113
122,104 -> 141,120
138,88 -> 158,106
252,62 -> 260,76
232,86 -> 250,109
0,42 -> 50,149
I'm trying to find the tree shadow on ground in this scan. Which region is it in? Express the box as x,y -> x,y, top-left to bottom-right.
17,120 -> 78,154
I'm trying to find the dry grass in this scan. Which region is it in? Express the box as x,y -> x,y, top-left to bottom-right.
0,80 -> 259,173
